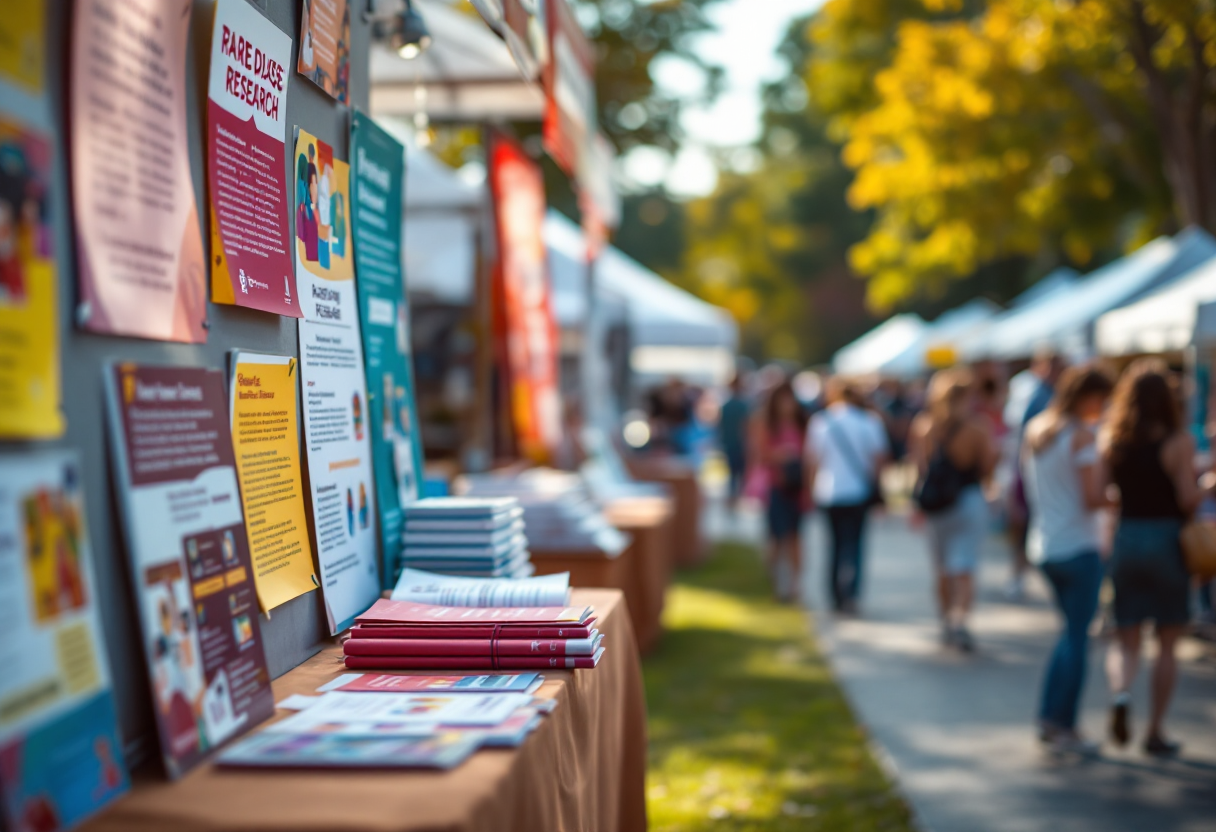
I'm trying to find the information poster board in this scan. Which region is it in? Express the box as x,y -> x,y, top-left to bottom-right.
0,118 -> 61,439
293,128 -> 380,633
69,0 -> 207,343
228,351 -> 318,612
207,0 -> 301,318
350,111 -> 422,588
104,364 -> 274,779
0,0 -> 44,92
488,131 -> 562,463
0,450 -> 128,830
297,0 -> 351,105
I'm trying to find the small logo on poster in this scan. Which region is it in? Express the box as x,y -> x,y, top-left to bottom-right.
239,269 -> 248,294
284,275 -> 292,303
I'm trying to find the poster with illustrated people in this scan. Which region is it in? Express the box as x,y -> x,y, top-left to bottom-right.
0,450 -> 128,830
103,364 -> 274,779
350,111 -> 423,588
293,128 -> 380,633
297,0 -> 351,104
207,0 -> 301,317
69,0 -> 207,343
0,118 -> 62,439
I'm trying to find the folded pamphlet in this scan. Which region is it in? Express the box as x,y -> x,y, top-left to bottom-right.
216,731 -> 479,770
318,672 -> 544,695
389,568 -> 571,608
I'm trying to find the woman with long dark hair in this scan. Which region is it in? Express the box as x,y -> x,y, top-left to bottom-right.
1101,360 -> 1199,757
1021,365 -> 1114,754
753,380 -> 809,601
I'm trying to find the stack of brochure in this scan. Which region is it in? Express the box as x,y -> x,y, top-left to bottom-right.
399,497 -> 533,579
456,472 -> 629,556
218,673 -> 554,771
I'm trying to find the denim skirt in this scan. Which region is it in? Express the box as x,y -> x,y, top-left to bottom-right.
1109,518 -> 1190,628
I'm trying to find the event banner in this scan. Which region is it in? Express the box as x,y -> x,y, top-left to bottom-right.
0,451 -> 128,830
0,0 -> 44,92
228,351 -> 318,612
70,0 -> 207,343
103,364 -> 274,779
297,0 -> 351,104
207,0 -> 301,318
542,0 -> 595,177
293,128 -> 380,633
487,131 -> 562,463
350,111 -> 423,588
0,118 -> 62,439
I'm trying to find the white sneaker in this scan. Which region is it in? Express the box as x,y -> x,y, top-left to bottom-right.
1046,732 -> 1101,758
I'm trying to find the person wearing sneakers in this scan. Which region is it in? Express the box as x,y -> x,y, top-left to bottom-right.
1021,365 -> 1115,755
1101,360 -> 1200,757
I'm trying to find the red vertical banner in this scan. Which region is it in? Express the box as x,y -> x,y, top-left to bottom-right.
487,131 -> 562,464
542,0 -> 595,178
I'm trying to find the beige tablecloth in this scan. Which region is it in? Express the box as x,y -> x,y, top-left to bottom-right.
625,456 -> 705,567
82,589 -> 648,832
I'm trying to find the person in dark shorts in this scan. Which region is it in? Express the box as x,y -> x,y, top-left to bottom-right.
1101,359 -> 1200,757
755,380 -> 809,602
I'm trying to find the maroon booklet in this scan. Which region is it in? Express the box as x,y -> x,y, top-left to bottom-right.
343,632 -> 603,659
344,648 -> 606,671
347,620 -> 597,641
355,599 -> 594,628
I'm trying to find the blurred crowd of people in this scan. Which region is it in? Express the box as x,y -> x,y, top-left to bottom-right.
638,352 -> 1216,759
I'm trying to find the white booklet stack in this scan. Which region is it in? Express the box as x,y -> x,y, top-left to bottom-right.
399,497 -> 533,579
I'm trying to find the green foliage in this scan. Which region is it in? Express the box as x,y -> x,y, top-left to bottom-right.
644,542 -> 915,832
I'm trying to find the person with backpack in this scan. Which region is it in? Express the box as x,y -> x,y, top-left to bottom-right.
805,378 -> 889,614
1021,364 -> 1115,754
911,369 -> 997,651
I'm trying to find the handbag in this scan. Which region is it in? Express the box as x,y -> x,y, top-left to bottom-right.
1179,520 -> 1216,579
827,415 -> 884,509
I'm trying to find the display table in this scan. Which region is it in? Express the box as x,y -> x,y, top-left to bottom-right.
602,495 -> 674,654
82,589 -> 648,832
625,456 -> 705,567
529,539 -> 642,644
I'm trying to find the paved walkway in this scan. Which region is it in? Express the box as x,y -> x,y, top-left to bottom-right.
707,504 -> 1216,832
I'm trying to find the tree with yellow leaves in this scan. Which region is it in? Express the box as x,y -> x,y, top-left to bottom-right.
811,0 -> 1215,308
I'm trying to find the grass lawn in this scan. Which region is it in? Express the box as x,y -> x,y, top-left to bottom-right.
643,541 -> 916,832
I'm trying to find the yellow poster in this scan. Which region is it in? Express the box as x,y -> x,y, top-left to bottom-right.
228,351 -> 318,612
0,0 -> 44,92
0,118 -> 62,439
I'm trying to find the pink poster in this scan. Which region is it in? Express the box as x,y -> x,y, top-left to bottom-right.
69,0 -> 207,343
207,0 -> 301,317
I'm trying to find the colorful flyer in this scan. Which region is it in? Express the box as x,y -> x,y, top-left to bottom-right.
103,363 -> 275,779
350,111 -> 423,588
0,0 -> 44,92
69,0 -> 207,343
0,118 -> 62,439
294,128 -> 380,634
0,450 -> 128,830
228,351 -> 318,612
297,0 -> 351,104
207,0 -> 301,317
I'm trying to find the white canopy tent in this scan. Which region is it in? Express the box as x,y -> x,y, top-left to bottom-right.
880,299 -> 999,378
832,314 -> 927,377
369,0 -> 545,122
1096,257 -> 1216,356
970,229 -> 1216,361
959,267 -> 1078,361
544,211 -> 738,386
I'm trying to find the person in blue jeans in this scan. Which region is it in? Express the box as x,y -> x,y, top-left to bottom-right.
1021,365 -> 1115,754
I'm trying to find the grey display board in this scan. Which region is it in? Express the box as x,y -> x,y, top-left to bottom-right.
22,0 -> 373,767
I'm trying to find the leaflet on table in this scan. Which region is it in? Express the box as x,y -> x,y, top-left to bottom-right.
228,351 -> 317,611
391,568 -> 571,608
70,0 -> 207,342
297,0 -> 351,104
103,363 -> 275,779
350,110 -> 424,589
217,731 -> 477,770
207,0 -> 301,317
293,127 -> 380,634
318,672 -> 543,694
0,116 -> 62,439
0,451 -> 128,830
265,690 -> 533,731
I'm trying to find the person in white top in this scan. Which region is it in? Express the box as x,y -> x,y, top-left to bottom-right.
1021,364 -> 1115,755
805,379 -> 889,613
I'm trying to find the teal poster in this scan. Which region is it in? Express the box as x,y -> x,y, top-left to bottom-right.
350,111 -> 423,588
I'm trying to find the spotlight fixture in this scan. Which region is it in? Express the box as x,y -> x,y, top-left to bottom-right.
383,0 -> 431,60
